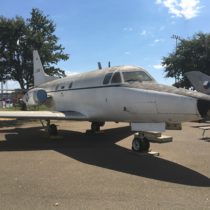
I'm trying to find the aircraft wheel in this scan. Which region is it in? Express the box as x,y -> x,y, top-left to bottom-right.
143,137 -> 150,151
132,137 -> 150,152
91,122 -> 100,132
132,138 -> 143,152
48,124 -> 58,136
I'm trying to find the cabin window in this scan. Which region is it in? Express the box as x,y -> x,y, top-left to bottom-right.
61,85 -> 65,89
69,82 -> 73,89
122,71 -> 153,83
111,72 -> 122,84
103,73 -> 113,84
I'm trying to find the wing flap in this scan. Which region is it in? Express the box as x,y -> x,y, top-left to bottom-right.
0,111 -> 87,120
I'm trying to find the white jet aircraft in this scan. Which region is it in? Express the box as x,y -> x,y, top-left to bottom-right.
0,50 -> 210,152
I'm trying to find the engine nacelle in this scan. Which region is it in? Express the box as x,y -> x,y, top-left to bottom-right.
23,88 -> 48,106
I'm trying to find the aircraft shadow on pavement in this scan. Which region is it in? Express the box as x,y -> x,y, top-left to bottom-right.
0,125 -> 210,187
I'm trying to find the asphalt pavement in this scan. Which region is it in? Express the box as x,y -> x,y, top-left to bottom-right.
0,120 -> 210,210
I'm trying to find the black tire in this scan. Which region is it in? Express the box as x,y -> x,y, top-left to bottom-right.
98,122 -> 105,127
132,138 -> 143,152
132,137 -> 150,152
143,137 -> 150,151
48,124 -> 58,136
91,122 -> 100,132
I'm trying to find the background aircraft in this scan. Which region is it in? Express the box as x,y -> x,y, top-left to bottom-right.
185,71 -> 210,94
0,51 -> 210,152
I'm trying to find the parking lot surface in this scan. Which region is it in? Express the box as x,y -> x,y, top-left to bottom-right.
0,120 -> 210,210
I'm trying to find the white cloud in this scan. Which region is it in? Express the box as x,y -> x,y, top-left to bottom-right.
154,39 -> 161,43
153,64 -> 164,69
66,71 -> 80,76
124,51 -> 131,55
140,30 -> 147,36
159,26 -> 165,31
155,0 -> 201,19
149,39 -> 164,46
123,27 -> 133,31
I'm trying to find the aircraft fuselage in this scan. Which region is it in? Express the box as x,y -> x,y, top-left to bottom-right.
25,65 -> 210,124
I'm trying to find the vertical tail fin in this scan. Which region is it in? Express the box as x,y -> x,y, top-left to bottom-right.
33,50 -> 56,86
185,71 -> 210,94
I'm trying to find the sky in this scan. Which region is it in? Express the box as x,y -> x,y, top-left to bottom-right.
1,0 -> 210,88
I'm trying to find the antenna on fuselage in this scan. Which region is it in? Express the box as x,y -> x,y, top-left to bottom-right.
97,62 -> 102,70
97,61 -> 111,70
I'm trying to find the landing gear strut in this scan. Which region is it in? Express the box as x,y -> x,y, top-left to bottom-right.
132,134 -> 150,152
41,120 -> 58,136
86,122 -> 105,134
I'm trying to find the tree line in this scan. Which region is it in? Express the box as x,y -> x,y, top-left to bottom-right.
162,32 -> 210,88
0,8 -> 69,89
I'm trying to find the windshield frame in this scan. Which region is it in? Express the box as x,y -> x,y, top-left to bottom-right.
122,71 -> 153,83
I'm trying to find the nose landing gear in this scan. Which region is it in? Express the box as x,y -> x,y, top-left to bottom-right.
132,134 -> 150,152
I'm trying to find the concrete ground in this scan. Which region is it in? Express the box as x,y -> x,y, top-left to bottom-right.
0,120 -> 210,210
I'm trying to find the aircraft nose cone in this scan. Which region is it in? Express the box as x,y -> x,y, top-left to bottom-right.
197,99 -> 210,118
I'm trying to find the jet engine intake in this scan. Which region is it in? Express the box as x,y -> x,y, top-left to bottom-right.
33,89 -> 47,104
23,88 -> 48,106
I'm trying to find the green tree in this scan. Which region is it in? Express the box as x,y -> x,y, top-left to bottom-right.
162,32 -> 210,88
0,16 -> 27,88
0,8 -> 69,89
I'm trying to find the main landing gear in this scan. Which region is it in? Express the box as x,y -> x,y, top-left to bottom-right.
40,120 -> 151,153
41,120 -> 58,136
132,134 -> 150,152
47,123 -> 58,136
86,122 -> 105,134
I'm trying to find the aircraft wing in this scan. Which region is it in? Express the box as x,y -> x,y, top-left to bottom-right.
0,111 -> 87,120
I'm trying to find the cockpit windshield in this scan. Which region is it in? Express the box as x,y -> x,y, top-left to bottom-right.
122,71 -> 153,83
